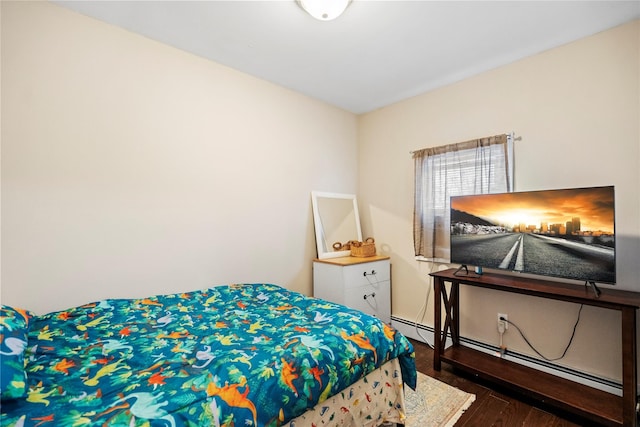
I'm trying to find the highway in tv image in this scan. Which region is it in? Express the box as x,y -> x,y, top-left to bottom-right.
450,186 -> 615,284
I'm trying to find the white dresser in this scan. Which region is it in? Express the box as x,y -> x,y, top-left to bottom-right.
313,255 -> 391,324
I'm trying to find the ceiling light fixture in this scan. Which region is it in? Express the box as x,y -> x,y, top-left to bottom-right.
298,0 -> 351,21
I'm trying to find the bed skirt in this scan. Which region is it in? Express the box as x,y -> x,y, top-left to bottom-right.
285,357 -> 407,427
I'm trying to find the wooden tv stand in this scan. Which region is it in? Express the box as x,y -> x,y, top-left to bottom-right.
430,268 -> 640,426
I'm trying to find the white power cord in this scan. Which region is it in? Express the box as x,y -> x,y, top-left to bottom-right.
414,285 -> 433,348
498,318 -> 506,357
413,263 -> 444,349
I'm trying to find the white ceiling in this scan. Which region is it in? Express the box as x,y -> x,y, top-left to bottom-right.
54,1 -> 640,114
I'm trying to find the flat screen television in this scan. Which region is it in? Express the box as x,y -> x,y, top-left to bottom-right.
450,186 -> 616,288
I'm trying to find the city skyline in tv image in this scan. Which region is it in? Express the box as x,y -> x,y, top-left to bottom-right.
450,186 -> 616,284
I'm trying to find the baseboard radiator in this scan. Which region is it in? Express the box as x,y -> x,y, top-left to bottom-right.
391,315 -> 623,397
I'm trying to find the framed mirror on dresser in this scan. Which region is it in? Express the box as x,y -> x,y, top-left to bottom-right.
311,191 -> 362,259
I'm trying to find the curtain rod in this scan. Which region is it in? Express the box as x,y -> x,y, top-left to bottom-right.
409,132 -> 521,155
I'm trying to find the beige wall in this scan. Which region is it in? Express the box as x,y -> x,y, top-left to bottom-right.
0,1 -> 358,314
358,20 -> 640,382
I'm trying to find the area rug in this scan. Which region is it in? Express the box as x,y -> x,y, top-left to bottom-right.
404,371 -> 476,427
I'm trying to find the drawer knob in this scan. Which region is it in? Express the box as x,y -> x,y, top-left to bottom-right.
363,292 -> 376,300
363,270 -> 377,277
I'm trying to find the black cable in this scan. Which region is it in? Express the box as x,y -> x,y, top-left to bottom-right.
503,304 -> 583,362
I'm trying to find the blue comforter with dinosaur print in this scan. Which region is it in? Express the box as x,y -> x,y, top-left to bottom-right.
1,283 -> 416,427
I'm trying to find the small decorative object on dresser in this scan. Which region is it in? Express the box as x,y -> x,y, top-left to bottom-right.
313,255 -> 391,323
350,237 -> 376,257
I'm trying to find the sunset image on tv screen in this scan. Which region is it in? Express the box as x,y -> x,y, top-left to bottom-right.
450,186 -> 615,284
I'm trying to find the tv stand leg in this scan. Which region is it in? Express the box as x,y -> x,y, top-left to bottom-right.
586,280 -> 601,298
433,277 -> 442,371
621,307 -> 637,426
453,264 -> 468,276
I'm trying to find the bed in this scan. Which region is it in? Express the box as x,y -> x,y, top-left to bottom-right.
1,283 -> 416,426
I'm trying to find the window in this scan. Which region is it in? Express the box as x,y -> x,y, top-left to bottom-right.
413,134 -> 513,262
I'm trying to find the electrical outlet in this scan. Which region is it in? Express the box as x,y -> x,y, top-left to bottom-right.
498,313 -> 508,331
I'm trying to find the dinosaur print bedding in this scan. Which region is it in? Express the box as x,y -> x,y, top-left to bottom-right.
1,283 -> 416,426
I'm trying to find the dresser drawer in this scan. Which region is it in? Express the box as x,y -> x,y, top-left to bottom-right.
344,282 -> 391,323
313,256 -> 391,324
342,260 -> 390,288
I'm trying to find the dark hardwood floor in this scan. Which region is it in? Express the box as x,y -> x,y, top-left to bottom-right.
410,338 -> 598,426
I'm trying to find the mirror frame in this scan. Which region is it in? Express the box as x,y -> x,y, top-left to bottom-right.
311,191 -> 363,259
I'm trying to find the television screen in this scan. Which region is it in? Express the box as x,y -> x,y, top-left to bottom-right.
450,186 -> 615,284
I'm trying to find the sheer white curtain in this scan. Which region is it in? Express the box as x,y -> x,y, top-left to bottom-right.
413,134 -> 513,262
